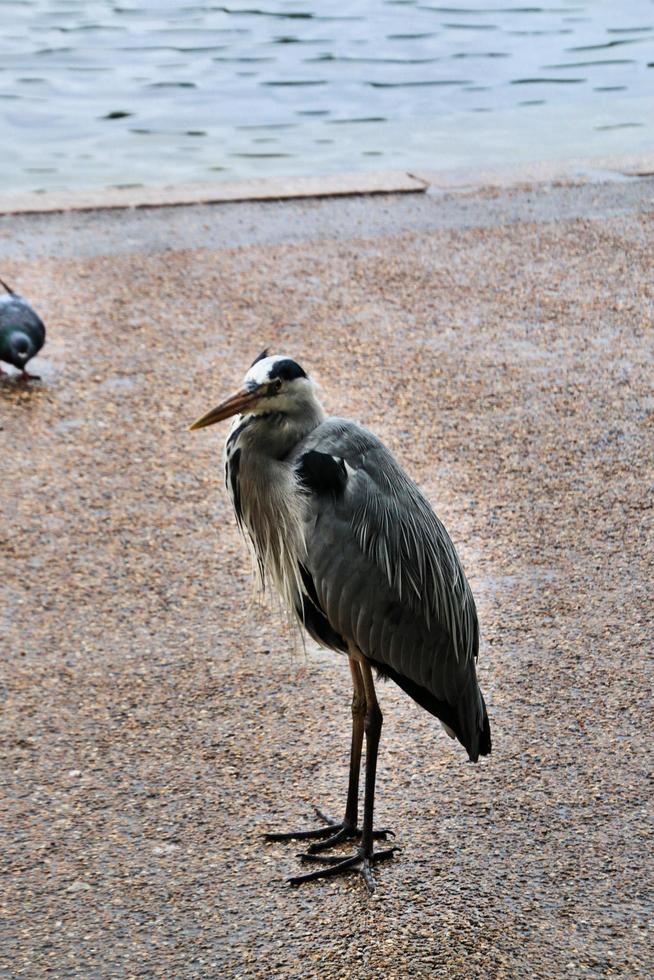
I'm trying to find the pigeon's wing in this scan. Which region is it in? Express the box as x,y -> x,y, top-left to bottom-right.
0,292 -> 46,350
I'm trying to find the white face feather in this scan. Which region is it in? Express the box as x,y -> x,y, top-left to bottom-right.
239,355 -> 317,417
243,355 -> 293,388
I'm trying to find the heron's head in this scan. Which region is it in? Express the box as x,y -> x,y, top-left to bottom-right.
189,351 -> 320,431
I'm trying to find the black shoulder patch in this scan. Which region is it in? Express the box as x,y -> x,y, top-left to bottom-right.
269,358 -> 307,381
250,347 -> 270,368
297,451 -> 347,496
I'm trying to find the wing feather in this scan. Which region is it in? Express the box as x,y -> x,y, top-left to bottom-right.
293,418 -> 478,661
291,418 -> 490,759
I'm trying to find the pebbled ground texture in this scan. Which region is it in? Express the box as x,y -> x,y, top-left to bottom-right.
1,179 -> 652,978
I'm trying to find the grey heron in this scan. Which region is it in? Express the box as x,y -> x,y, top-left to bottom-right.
190,352 -> 491,891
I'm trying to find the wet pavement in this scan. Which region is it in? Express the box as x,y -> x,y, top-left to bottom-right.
1,178 -> 653,977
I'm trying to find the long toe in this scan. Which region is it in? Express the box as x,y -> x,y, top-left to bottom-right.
264,825 -> 340,843
288,845 -> 400,893
306,823 -> 395,853
264,806 -> 349,845
264,809 -> 396,854
287,854 -> 361,886
372,828 -> 395,840
263,806 -> 343,841
298,853 -> 354,865
306,824 -> 357,853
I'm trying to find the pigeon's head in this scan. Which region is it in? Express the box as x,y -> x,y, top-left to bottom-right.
5,330 -> 36,369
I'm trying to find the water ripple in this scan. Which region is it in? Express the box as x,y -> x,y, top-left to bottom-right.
2,0 -> 653,192
370,79 -> 473,87
510,76 -> 585,84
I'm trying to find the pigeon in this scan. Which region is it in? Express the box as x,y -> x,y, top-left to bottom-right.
0,278 -> 46,380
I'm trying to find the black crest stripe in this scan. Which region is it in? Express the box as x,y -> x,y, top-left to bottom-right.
268,358 -> 307,381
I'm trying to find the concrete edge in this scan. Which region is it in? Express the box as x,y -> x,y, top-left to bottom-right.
0,171 -> 428,216
410,151 -> 654,193
1,152 -> 654,216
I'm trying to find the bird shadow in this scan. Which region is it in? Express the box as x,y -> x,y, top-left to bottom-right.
0,370 -> 52,411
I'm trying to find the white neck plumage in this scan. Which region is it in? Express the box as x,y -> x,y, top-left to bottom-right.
223,400 -> 325,618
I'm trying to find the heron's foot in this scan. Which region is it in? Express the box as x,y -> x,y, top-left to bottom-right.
264,806 -> 394,853
288,845 -> 400,894
304,808 -> 394,854
263,806 -> 347,844
19,369 -> 40,381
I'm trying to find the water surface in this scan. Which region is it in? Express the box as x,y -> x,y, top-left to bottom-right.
1,0 -> 653,192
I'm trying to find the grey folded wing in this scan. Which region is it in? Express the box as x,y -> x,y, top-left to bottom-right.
290,418 -> 489,759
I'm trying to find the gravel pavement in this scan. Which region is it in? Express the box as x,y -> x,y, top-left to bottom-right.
1,179 -> 653,978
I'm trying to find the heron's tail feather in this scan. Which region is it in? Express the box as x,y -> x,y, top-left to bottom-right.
451,686 -> 491,762
371,658 -> 491,762
478,693 -> 492,759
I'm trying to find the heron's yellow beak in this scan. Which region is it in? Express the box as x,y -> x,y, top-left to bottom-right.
188,387 -> 262,430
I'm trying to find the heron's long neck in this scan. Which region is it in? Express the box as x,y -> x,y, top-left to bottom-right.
245,399 -> 325,461
224,400 -> 325,612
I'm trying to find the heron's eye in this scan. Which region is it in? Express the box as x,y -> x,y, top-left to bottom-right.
273,378 -> 282,393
